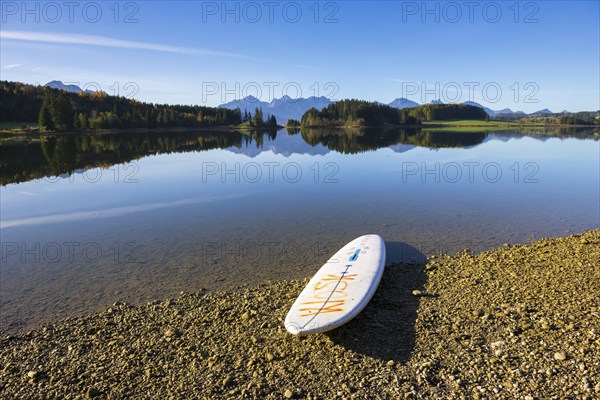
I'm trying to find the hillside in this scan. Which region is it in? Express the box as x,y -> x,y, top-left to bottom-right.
0,81 -> 275,132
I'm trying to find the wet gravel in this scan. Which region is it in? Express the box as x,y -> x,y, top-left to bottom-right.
1,230 -> 598,399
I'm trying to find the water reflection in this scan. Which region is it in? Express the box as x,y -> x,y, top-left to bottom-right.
1,126 -> 598,333
301,128 -> 487,153
2,127 -> 596,185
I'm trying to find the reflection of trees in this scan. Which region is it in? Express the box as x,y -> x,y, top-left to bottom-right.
400,130 -> 487,148
239,130 -> 279,149
301,128 -> 486,154
1,130 -> 245,185
301,126 -> 597,154
301,127 -> 400,154
2,126 -> 596,185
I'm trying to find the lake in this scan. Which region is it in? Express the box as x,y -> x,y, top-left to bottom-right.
1,127 -> 598,332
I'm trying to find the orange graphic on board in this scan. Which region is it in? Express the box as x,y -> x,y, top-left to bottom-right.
298,273 -> 358,317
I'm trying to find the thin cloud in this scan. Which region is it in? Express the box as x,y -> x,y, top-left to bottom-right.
2,63 -> 26,70
0,30 -> 318,70
0,30 -> 244,58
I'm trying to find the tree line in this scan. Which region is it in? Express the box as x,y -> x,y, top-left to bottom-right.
299,99 -> 489,127
241,108 -> 278,128
1,81 -> 278,132
520,112 -> 598,126
300,99 -> 420,127
407,103 -> 488,121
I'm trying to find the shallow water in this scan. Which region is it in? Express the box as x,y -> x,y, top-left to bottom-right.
1,127 -> 599,332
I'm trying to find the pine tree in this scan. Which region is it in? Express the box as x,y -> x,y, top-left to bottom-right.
38,102 -> 53,132
50,90 -> 75,131
253,107 -> 263,127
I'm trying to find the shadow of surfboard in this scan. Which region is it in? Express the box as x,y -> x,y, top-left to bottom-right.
325,241 -> 427,363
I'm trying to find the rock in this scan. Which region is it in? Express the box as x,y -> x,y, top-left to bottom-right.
241,312 -> 250,321
165,328 -> 180,337
86,387 -> 101,398
412,290 -> 424,297
342,383 -> 353,393
1,231 -> 599,399
554,351 -> 567,361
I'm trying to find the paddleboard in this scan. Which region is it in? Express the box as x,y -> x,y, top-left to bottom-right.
285,234 -> 386,335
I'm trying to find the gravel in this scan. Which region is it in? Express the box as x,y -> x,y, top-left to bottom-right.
1,230 -> 598,399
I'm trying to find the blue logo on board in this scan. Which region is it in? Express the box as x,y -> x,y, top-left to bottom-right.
349,248 -> 361,262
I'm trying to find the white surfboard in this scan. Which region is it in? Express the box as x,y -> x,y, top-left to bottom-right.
285,234 -> 386,335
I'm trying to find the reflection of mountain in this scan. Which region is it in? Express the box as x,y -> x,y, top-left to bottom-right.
483,127 -> 598,143
2,127 -> 595,185
227,130 -> 329,158
388,144 -> 416,154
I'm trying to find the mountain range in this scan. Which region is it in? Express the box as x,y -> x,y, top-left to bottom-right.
43,81 -> 559,122
219,95 -> 333,123
218,95 -> 554,123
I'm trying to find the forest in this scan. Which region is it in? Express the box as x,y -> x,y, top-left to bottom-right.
520,112 -> 599,126
299,100 -> 488,127
0,81 -> 277,132
407,103 -> 489,121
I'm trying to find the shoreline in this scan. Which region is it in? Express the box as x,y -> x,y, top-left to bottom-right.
1,230 -> 598,398
0,125 -> 283,140
1,121 -> 595,141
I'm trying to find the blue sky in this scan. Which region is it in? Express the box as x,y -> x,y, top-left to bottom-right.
1,1 -> 598,112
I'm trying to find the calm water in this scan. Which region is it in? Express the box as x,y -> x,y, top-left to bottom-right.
1,127 -> 599,332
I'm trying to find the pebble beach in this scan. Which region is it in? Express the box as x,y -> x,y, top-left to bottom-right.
1,230 -> 598,399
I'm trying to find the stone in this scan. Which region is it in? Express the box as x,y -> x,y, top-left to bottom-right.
554,351 -> 567,361
86,388 -> 101,398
